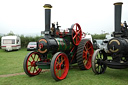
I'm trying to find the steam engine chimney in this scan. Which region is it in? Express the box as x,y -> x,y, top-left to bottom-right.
114,2 -> 123,37
43,4 -> 52,36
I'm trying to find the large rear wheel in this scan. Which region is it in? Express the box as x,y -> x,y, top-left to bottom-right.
76,39 -> 94,70
50,52 -> 69,81
23,51 -> 42,76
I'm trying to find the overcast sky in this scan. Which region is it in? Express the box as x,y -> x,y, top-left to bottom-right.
0,0 -> 128,36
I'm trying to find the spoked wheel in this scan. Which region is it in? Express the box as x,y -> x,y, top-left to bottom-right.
71,23 -> 82,46
76,39 -> 94,70
92,49 -> 107,74
23,51 -> 42,76
51,52 -> 69,81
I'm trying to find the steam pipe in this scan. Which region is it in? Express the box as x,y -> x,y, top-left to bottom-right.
114,2 -> 123,37
43,4 -> 52,36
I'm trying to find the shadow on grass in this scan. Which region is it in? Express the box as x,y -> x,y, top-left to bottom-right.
93,68 -> 128,82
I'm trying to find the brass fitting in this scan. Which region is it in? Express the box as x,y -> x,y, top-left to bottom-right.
43,4 -> 52,9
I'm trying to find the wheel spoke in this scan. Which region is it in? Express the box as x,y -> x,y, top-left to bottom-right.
28,60 -> 31,63
98,66 -> 100,72
28,65 -> 31,67
73,34 -> 77,39
83,55 -> 87,60
100,53 -> 102,59
35,67 -> 38,71
76,34 -> 77,43
56,69 -> 59,77
61,69 -> 64,75
77,35 -> 80,40
73,29 -> 77,34
31,55 -> 34,60
56,61 -> 60,65
77,30 -> 81,34
87,47 -> 92,51
60,59 -> 65,65
33,67 -> 35,73
76,25 -> 77,31
83,51 -> 87,58
84,46 -> 87,51
33,54 -> 36,60
58,57 -> 60,62
37,57 -> 39,61
29,66 -> 32,71
61,56 -> 63,61
100,65 -> 103,73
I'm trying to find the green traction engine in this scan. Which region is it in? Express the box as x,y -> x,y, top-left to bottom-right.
23,4 -> 94,81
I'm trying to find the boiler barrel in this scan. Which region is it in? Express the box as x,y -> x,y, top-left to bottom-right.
37,38 -> 73,54
108,38 -> 128,54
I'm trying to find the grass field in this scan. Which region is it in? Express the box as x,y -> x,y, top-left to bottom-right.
0,48 -> 128,85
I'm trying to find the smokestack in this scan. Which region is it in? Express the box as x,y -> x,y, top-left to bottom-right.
43,4 -> 52,36
114,2 -> 123,37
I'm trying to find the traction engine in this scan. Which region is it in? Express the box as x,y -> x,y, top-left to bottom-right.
23,4 -> 94,81
92,2 -> 128,74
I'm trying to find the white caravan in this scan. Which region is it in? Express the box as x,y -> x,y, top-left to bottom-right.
1,36 -> 21,51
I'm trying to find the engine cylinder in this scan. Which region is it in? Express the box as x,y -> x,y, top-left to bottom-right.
107,38 -> 128,54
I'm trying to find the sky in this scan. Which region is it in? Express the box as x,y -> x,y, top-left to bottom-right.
0,0 -> 128,36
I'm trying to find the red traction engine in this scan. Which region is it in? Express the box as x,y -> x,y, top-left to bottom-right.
23,4 -> 94,81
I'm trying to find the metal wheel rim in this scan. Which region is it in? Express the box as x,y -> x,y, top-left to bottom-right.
26,52 -> 42,75
83,41 -> 94,69
53,53 -> 69,80
92,49 -> 107,74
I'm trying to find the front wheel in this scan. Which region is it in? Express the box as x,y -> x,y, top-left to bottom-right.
92,49 -> 107,74
23,51 -> 42,76
50,52 -> 69,81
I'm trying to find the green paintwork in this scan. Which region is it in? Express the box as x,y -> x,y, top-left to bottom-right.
38,64 -> 50,69
47,53 -> 52,59
55,37 -> 73,51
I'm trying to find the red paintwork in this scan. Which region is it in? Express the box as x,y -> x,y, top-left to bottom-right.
72,23 -> 82,46
1,46 -> 6,47
53,53 -> 69,80
39,43 -> 44,49
70,46 -> 77,63
1,45 -> 21,47
26,52 -> 42,75
83,41 -> 94,69
12,45 -> 21,47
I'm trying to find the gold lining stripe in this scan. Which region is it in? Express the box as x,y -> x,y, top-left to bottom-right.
39,39 -> 47,43
109,40 -> 120,45
38,49 -> 47,54
110,49 -> 119,53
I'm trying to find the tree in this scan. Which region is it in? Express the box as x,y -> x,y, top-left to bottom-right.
6,31 -> 15,36
91,33 -> 109,41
